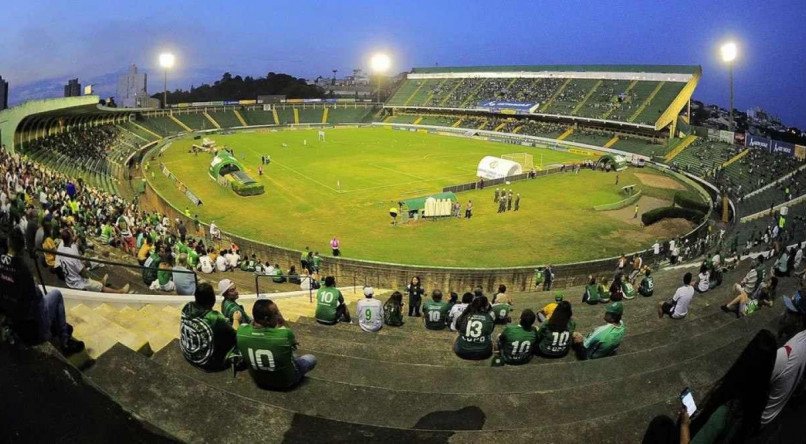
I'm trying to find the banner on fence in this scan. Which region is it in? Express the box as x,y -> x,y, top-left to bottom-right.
707,128 -> 720,141
746,134 -> 771,152
185,190 -> 202,206
477,100 -> 539,115
796,145 -> 806,161
772,140 -> 795,157
719,130 -> 734,144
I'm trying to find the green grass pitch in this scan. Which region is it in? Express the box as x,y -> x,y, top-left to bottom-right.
147,127 -> 689,267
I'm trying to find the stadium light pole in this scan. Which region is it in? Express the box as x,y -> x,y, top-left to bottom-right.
720,42 -> 738,131
370,53 -> 391,103
159,52 -> 175,109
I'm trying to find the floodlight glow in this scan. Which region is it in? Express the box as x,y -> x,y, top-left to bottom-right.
370,53 -> 391,73
159,52 -> 175,69
720,42 -> 737,63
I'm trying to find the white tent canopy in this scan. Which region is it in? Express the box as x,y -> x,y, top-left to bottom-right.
476,156 -> 523,180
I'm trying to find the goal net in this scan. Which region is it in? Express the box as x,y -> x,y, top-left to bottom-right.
501,153 -> 534,171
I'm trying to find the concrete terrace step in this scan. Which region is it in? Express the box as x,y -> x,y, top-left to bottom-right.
69,304 -> 153,359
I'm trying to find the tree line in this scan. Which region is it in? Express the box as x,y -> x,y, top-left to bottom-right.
153,72 -> 325,103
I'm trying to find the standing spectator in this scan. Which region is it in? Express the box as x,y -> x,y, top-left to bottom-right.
454,296 -> 495,360
422,289 -> 450,330
465,200 -> 473,219
406,276 -> 424,317
383,291 -> 405,327
535,301 -> 575,358
448,292 -> 473,331
543,265 -> 554,291
330,237 -> 340,256
172,253 -> 196,296
180,282 -> 240,371
356,286 -> 384,332
514,193 -> 520,211
629,255 -> 643,283
219,279 -> 251,325
177,220 -> 187,243
314,276 -> 350,325
572,302 -> 626,360
494,188 -> 500,202
497,309 -> 538,365
658,273 -> 695,319
236,299 -> 316,390
774,248 -> 790,277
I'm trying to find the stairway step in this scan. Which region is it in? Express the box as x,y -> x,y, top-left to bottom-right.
69,304 -> 152,359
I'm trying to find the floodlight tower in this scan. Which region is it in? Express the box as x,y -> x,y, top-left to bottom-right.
720,42 -> 738,131
370,53 -> 391,103
159,52 -> 175,109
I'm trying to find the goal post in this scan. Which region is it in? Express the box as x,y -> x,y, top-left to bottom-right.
501,153 -> 534,171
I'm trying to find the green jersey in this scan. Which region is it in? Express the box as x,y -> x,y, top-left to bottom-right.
499,324 -> 538,364
179,302 -> 235,370
639,276 -> 654,296
237,324 -> 298,389
315,286 -> 342,324
383,301 -> 404,326
221,298 -> 252,324
582,321 -> 626,359
491,303 -> 512,323
422,300 -> 450,330
186,249 -> 199,268
100,224 -> 114,244
456,312 -> 495,354
535,320 -> 576,357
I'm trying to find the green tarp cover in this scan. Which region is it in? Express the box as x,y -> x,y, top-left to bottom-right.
401,192 -> 457,211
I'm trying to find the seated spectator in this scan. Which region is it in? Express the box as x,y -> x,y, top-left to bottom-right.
680,330 -> 778,442
638,268 -> 654,297
172,253 -> 196,296
198,250 -> 214,274
215,250 -> 229,272
597,277 -> 611,304
490,296 -> 513,325
754,276 -> 779,309
226,249 -> 240,271
572,302 -> 626,360
239,254 -> 257,272
621,277 -> 637,300
491,284 -> 512,305
774,249 -> 790,277
761,330 -> 806,426
497,309 -> 538,365
446,291 -> 458,311
219,279 -> 251,325
0,227 -> 84,354
355,286 -> 384,333
314,276 -> 350,325
454,296 -> 495,360
180,282 -> 240,371
535,300 -> 575,358
720,284 -> 754,318
448,292 -> 472,331
236,299 -> 316,390
739,256 -> 762,294
658,273 -> 694,319
56,229 -> 129,294
271,264 -> 285,283
582,275 -> 603,305
538,292 -> 564,322
422,289 -> 450,330
287,265 -> 301,285
41,225 -> 61,274
383,291 -> 405,327
694,264 -> 710,293
609,273 -> 625,302
209,221 -> 221,240
136,233 -> 153,266
150,253 -> 176,292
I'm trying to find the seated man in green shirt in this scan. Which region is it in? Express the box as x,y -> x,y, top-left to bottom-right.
314,276 -> 351,325
454,296 -> 495,360
422,290 -> 450,330
490,300 -> 513,325
180,282 -> 241,371
497,309 -> 538,365
638,268 -> 654,297
237,299 -> 316,390
219,279 -> 251,325
572,302 -> 626,360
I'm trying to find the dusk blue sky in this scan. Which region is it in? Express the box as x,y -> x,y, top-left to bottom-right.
1,1 -> 804,126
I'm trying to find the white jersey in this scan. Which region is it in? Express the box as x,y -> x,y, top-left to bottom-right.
356,298 -> 384,332
448,303 -> 469,331
198,256 -> 214,274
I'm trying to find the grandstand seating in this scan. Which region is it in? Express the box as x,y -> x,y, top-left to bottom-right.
240,109 -> 276,126
208,110 -> 243,128
137,115 -> 187,136
173,111 -> 214,131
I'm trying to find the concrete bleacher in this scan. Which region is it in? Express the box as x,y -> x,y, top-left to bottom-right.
137,115 -> 187,136
173,111 -> 214,131
240,109 -> 276,126
52,254 -> 799,441
208,110 -> 244,128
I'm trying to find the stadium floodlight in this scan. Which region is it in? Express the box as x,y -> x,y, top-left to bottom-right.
719,41 -> 738,131
159,52 -> 175,109
370,53 -> 391,103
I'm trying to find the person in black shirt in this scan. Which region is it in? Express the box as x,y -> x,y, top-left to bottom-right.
406,276 -> 424,317
0,227 -> 83,355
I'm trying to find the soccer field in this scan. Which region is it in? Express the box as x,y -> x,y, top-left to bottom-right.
147,127 -> 693,267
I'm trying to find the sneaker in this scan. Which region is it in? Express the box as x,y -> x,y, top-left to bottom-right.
61,338 -> 85,355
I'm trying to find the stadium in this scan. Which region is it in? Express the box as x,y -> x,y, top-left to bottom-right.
2,5 -> 806,444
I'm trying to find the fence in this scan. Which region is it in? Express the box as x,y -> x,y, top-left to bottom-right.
443,164 -> 573,193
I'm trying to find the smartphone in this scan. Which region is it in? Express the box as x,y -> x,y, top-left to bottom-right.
680,388 -> 697,416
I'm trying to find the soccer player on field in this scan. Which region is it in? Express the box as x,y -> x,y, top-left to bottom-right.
422,289 -> 450,330
237,299 -> 316,390
356,286 -> 384,332
315,276 -> 350,325
535,301 -> 575,358
454,296 -> 495,360
497,309 -> 538,365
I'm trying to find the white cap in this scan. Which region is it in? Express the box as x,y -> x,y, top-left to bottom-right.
218,279 -> 235,296
363,286 -> 374,297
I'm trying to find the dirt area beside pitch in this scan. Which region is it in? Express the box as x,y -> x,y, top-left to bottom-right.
634,172 -> 687,190
603,196 -> 669,226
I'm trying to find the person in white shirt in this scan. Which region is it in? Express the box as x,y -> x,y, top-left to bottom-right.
209,221 -> 221,240
355,287 -> 384,332
264,262 -> 275,276
761,330 -> 806,425
227,250 -> 240,269
448,292 -> 473,331
55,229 -> 129,293
793,244 -> 804,272
658,272 -> 694,319
215,251 -> 229,272
198,253 -> 214,274
695,264 -> 710,293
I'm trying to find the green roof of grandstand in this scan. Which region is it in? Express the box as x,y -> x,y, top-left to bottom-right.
411,64 -> 700,75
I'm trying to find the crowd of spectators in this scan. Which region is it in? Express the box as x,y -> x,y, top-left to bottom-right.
25,126 -> 119,175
